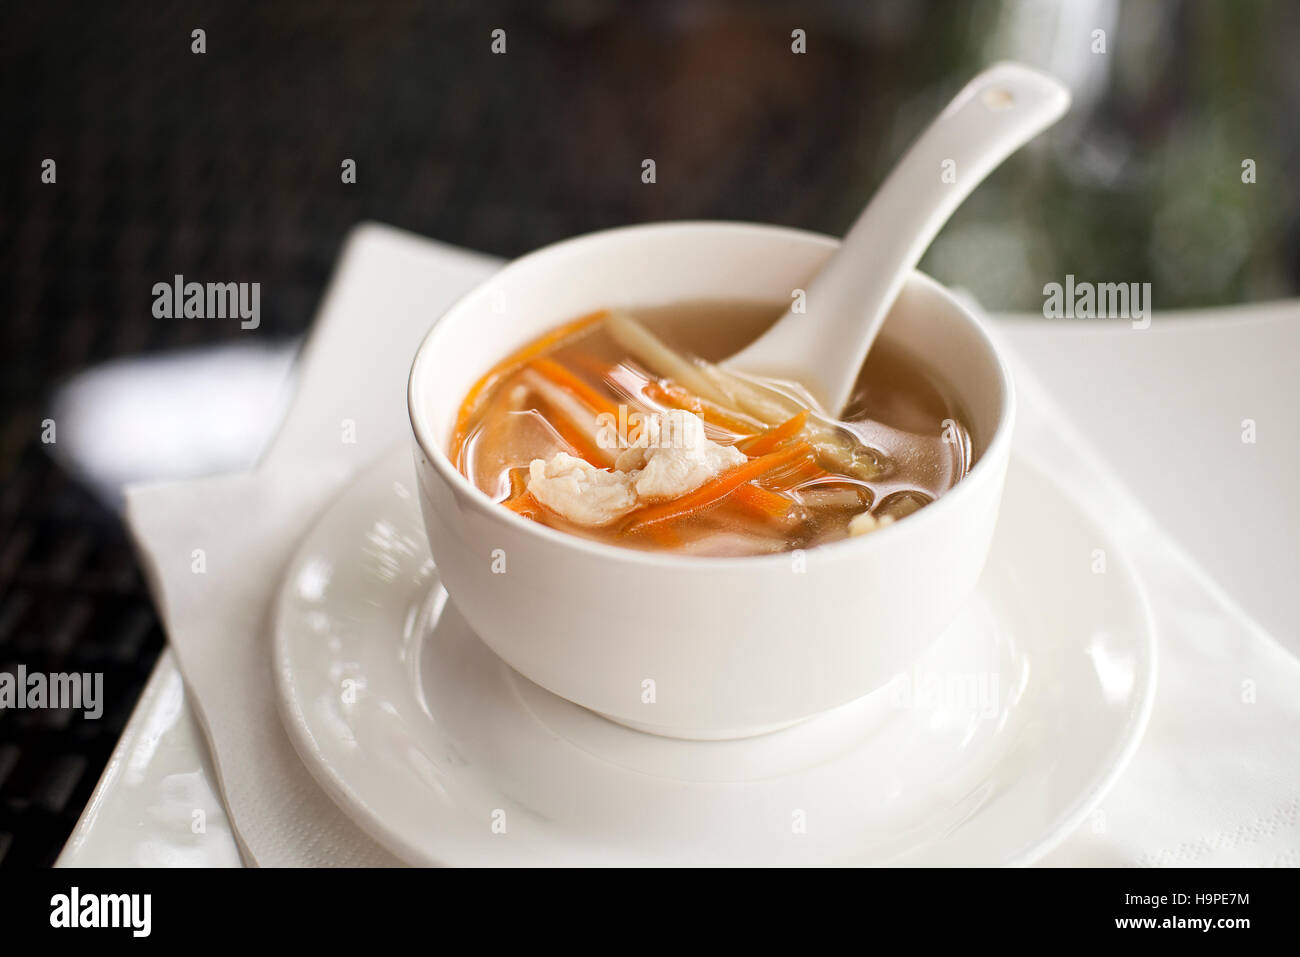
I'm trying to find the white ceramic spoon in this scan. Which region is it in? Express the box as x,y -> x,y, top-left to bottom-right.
725,61 -> 1071,415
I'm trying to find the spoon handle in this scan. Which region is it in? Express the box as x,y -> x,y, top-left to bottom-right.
727,62 -> 1070,414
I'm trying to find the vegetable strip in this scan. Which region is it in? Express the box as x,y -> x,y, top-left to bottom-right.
624,441 -> 814,530
503,492 -> 540,519
731,482 -> 796,521
739,410 -> 810,456
529,356 -> 624,421
643,380 -> 764,436
606,309 -> 736,408
761,457 -> 829,490
520,368 -> 617,465
604,310 -> 882,479
452,310 -> 608,457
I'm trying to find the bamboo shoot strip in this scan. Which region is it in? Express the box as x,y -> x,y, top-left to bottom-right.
699,368 -> 883,479
605,310 -> 883,479
605,309 -> 737,408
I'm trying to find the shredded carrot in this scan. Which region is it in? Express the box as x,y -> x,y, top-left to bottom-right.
547,416 -> 609,467
644,380 -> 762,436
503,492 -> 540,520
452,310 -> 608,458
529,356 -> 623,421
623,441 -> 814,530
506,466 -> 530,498
761,457 -> 830,491
633,487 -> 792,544
731,482 -> 796,521
500,467 -> 538,517
520,367 -> 618,466
739,410 -> 810,456
568,354 -> 660,414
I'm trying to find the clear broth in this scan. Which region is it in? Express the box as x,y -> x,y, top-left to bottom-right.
454,300 -> 973,557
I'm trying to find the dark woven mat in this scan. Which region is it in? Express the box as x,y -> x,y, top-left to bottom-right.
0,0 -> 911,869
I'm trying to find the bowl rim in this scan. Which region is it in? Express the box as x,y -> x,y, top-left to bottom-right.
408,220 -> 1016,570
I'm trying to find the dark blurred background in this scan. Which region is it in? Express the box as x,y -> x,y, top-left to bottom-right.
1,0 -> 1297,866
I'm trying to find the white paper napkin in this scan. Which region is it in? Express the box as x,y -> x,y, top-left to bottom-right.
124,225 -> 1300,866
1007,347 -> 1300,866
126,224 -> 498,866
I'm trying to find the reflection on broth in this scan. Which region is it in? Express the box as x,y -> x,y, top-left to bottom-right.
451,301 -> 973,557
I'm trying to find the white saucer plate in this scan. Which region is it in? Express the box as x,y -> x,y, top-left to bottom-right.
273,446 -> 1156,866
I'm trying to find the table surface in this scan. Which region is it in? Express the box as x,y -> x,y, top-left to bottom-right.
56,235 -> 1300,866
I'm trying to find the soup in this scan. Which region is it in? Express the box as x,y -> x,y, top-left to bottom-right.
450,301 -> 973,557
